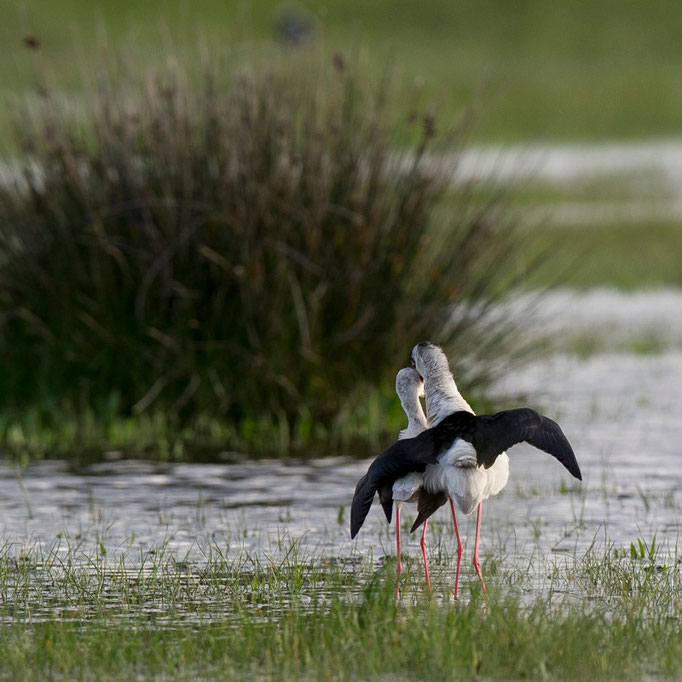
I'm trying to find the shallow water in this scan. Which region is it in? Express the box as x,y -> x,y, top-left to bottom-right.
1,289 -> 681,618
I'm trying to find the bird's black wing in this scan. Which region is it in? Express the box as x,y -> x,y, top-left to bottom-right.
350,429 -> 442,539
473,408 -> 581,480
378,482 -> 394,523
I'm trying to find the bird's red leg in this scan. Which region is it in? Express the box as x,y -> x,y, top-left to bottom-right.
420,518 -> 431,592
472,502 -> 487,595
449,498 -> 463,599
395,505 -> 402,599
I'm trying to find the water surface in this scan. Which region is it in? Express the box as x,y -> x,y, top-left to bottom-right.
1,289 -> 680,616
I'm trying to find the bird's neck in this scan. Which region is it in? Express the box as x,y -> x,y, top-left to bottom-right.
425,374 -> 474,425
399,392 -> 428,437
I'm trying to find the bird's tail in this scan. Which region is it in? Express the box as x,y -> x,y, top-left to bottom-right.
410,490 -> 448,533
350,473 -> 376,539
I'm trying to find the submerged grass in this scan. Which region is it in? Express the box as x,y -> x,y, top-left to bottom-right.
5,595 -> 680,680
0,534 -> 680,680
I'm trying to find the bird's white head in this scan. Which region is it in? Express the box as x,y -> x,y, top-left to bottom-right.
395,366 -> 425,400
410,341 -> 474,423
410,342 -> 451,382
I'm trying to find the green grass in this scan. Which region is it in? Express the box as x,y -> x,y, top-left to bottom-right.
441,167 -> 682,291
523,220 -> 682,290
510,172 -> 674,206
0,534 -> 680,680
4,0 -> 682,140
0,380 -> 425,463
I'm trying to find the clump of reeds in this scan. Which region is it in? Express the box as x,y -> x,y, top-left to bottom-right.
0,50 -> 527,447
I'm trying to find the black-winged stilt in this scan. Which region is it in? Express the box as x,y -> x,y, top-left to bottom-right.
411,341 -> 508,596
351,342 -> 582,598
391,367 -> 431,595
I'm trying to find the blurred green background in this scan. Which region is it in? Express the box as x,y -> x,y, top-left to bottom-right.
1,0 -> 681,458
3,0 -> 682,140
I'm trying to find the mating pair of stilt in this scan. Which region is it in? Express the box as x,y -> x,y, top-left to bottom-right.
351,342 -> 582,599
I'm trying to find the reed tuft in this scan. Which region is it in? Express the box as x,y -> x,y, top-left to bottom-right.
0,51 -> 529,446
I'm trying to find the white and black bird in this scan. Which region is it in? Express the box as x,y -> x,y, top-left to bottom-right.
412,341 -> 509,595
389,367 -> 434,595
351,342 -> 582,597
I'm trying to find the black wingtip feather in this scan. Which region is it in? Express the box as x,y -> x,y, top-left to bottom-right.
410,514 -> 427,534
350,430 -> 444,538
379,484 -> 394,524
528,416 -> 582,481
350,473 -> 374,539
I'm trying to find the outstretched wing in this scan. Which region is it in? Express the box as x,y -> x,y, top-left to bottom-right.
350,429 -> 442,539
474,408 -> 581,480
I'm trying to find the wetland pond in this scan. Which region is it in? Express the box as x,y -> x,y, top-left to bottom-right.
1,289 -> 681,622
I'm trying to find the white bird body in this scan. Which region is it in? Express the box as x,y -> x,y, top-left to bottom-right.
422,439 -> 509,515
416,345 -> 510,515
392,472 -> 423,503
389,367 -> 432,595
393,368 -> 428,504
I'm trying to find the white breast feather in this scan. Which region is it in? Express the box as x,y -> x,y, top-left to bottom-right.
483,452 -> 510,498
392,376 -> 427,502
392,472 -> 423,502
398,423 -> 424,439
443,440 -> 477,467
422,440 -> 510,515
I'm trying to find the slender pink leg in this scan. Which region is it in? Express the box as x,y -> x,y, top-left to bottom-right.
472,502 -> 487,594
449,498 -> 463,599
420,519 -> 431,592
395,505 -> 402,599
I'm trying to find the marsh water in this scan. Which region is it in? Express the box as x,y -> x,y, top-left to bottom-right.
1,289 -> 680,606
